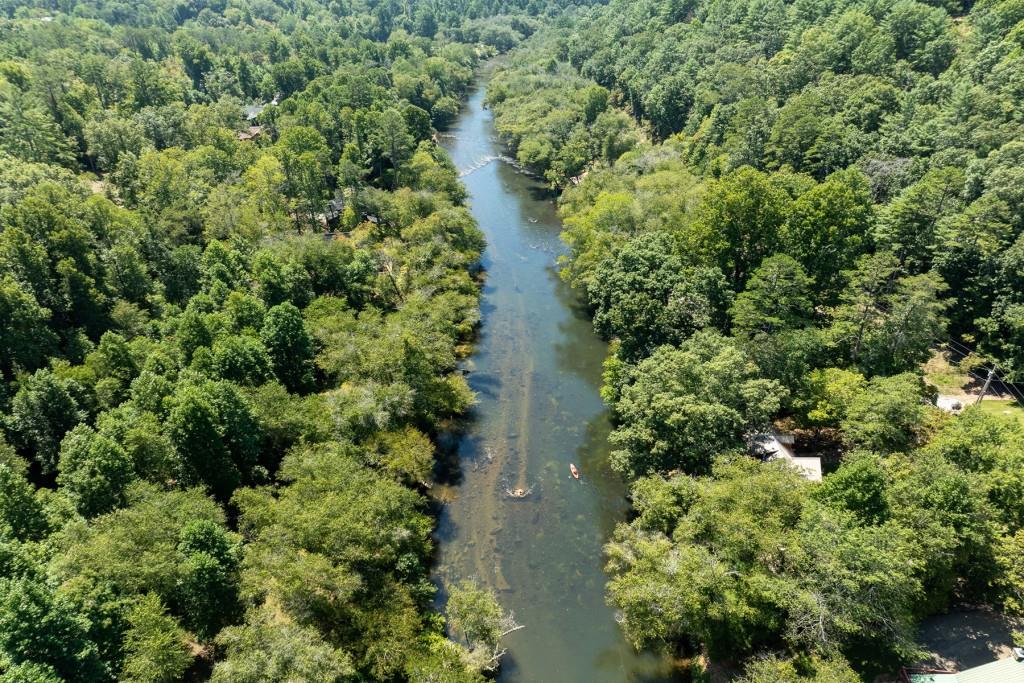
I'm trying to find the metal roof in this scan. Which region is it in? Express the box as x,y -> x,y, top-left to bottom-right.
958,657 -> 1024,683
910,658 -> 1024,683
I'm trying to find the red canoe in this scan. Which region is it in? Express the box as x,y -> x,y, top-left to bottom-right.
570,463 -> 579,479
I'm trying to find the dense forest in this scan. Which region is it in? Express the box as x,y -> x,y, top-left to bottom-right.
487,0 -> 1024,680
0,1 -> 609,681
5,0 -> 1024,680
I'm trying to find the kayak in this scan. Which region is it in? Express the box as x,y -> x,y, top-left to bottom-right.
570,463 -> 579,479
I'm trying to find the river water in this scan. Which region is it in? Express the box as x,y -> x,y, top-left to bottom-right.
433,76 -> 679,683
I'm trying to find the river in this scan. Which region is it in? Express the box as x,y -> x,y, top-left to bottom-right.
433,74 -> 679,683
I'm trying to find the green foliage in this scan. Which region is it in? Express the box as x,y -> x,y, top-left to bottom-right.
731,255 -> 814,337
627,474 -> 698,535
608,456 -> 946,666
920,406 -> 1019,473
829,252 -> 949,376
887,450 -> 995,604
404,634 -> 487,683
167,380 -> 262,500
119,594 -> 193,683
7,369 -> 87,474
0,83 -> 73,166
589,232 -> 732,360
781,169 -> 874,300
445,579 -> 519,674
560,191 -> 640,293
607,332 -> 785,477
0,0 -> 507,679
57,425 -> 136,518
814,452 -> 890,526
737,654 -> 860,683
261,303 -> 314,393
875,167 -> 965,274
211,335 -> 274,386
795,367 -> 868,428
607,459 -> 804,655
0,275 -> 56,377
0,576 -> 107,681
446,580 -> 504,650
49,486 -> 231,611
175,519 -> 242,639
996,529 -> 1024,617
95,405 -> 176,483
85,113 -> 149,172
211,607 -> 354,683
487,47 -> 641,187
487,0 -> 1024,672
368,426 -> 436,484
690,167 -> 792,289
0,661 -> 62,683
841,373 -> 930,453
308,297 -> 476,430
234,442 -> 434,677
5,0 -> 1023,676
0,464 -> 46,542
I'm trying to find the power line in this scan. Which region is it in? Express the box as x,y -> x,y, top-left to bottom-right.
946,346 -> 1024,405
944,337 -> 975,359
930,339 -> 1024,404
839,296 -> 1024,404
990,363 -> 1024,406
935,345 -> 1024,405
975,368 -> 995,406
962,367 -> 995,386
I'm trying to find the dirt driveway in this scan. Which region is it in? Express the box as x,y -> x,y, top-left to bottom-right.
914,606 -> 1021,670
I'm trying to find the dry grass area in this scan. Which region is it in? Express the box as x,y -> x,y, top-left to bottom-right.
922,350 -> 991,398
923,350 -> 1024,427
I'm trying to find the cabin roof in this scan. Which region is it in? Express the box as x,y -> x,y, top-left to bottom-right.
237,125 -> 262,141
910,657 -> 1024,683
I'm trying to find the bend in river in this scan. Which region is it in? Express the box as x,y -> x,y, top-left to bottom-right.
433,73 -> 679,683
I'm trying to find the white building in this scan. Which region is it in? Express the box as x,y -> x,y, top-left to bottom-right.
750,432 -> 823,482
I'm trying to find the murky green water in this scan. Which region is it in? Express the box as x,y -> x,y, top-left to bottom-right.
433,76 -> 679,683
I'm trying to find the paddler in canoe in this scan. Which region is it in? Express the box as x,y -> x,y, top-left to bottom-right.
569,463 -> 580,480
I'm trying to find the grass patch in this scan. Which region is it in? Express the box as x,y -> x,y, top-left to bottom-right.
976,399 -> 1024,429
923,348 -> 990,396
923,350 -> 970,394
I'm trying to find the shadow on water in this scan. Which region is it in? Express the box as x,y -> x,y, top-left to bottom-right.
552,276 -> 606,386
432,73 -> 682,683
469,372 -> 502,401
432,422 -> 471,488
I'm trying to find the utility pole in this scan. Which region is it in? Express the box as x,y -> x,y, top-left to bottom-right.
976,368 -> 995,405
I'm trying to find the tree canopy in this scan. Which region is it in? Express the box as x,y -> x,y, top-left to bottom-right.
486,0 -> 1024,676
0,0 -> 569,678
